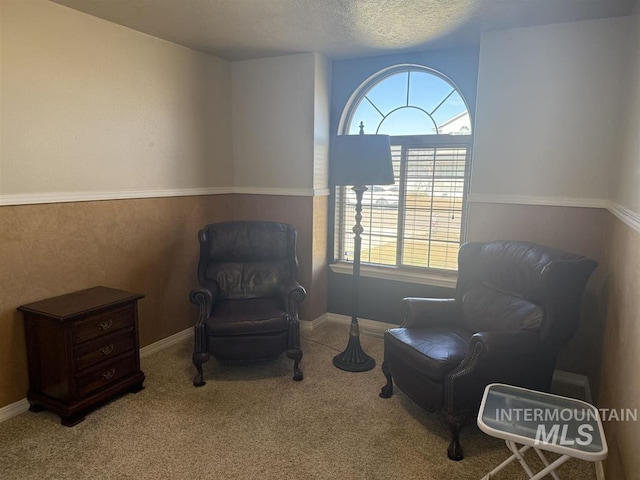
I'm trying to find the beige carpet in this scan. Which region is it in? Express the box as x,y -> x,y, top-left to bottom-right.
0,322 -> 597,479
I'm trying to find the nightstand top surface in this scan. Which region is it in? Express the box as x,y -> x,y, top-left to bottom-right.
18,286 -> 144,319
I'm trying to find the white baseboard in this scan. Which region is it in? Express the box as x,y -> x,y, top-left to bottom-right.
552,370 -> 592,403
300,313 -> 330,332
140,327 -> 193,359
0,398 -> 30,424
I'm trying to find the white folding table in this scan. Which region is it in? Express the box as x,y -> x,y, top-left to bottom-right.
477,383 -> 607,480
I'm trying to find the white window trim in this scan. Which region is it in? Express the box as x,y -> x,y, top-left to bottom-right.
329,261 -> 457,289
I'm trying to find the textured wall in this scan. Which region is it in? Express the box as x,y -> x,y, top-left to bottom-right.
600,215 -> 640,480
599,11 -> 640,480
310,195 -> 329,322
0,195 -> 235,407
466,203 -> 606,261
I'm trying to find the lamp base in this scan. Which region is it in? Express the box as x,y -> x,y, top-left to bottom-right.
333,323 -> 375,372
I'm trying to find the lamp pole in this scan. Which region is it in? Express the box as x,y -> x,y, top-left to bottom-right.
330,124 -> 391,372
332,183 -> 376,372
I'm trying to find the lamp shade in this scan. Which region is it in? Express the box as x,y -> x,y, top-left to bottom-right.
329,134 -> 394,186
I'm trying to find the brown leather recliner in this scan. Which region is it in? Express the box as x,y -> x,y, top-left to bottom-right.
379,241 -> 597,460
190,221 -> 306,386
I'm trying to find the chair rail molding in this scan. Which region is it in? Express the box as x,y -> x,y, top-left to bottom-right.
0,187 -> 234,206
0,186 -> 331,206
468,193 -> 640,234
608,201 -> 640,234
233,186 -> 329,196
467,193 -> 607,209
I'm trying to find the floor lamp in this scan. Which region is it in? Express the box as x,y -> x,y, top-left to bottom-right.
330,130 -> 393,372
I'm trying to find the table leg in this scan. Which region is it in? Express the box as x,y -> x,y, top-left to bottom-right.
482,442 -> 572,480
527,455 -> 570,480
481,443 -> 531,479
506,440 -> 536,478
533,447 -> 561,480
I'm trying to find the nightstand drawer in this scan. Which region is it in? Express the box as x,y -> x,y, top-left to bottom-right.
77,353 -> 137,398
75,333 -> 136,371
73,305 -> 134,344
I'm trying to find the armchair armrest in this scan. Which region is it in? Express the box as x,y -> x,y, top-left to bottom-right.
444,329 -> 548,415
190,287 -> 218,354
401,297 -> 461,329
278,281 -> 306,319
189,288 -> 217,326
468,330 -> 542,359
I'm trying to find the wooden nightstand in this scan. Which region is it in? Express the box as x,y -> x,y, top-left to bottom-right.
18,286 -> 145,426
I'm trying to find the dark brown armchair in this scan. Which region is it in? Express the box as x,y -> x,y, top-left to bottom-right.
379,241 -> 597,460
190,221 -> 306,387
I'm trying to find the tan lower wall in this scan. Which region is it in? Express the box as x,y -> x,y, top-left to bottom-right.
0,193 -> 328,409
599,213 -> 640,480
466,202 -> 607,260
466,202 -> 608,389
0,195 -> 235,407
310,195 -> 329,323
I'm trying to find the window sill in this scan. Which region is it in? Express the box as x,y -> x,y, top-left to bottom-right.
328,262 -> 457,289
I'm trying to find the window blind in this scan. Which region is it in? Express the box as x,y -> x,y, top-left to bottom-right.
335,137 -> 470,272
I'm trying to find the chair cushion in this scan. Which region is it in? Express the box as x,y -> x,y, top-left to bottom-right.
461,285 -> 544,332
206,260 -> 291,299
385,327 -> 473,382
205,298 -> 289,336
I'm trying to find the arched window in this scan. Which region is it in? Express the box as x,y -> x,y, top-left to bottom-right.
335,65 -> 472,271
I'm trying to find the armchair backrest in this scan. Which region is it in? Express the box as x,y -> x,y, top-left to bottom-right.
197,221 -> 299,300
456,241 -> 597,347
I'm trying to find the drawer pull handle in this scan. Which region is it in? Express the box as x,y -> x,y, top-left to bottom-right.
102,368 -> 116,380
100,344 -> 114,356
98,319 -> 113,331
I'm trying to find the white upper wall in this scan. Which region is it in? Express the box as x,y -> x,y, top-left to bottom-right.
0,0 -> 233,200
1,0 -> 330,201
313,54 -> 331,192
231,53 -> 317,193
472,16 -> 627,205
612,12 -> 640,214
4,1 -> 633,208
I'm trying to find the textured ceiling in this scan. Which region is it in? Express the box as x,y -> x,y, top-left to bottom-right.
50,0 -> 636,61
